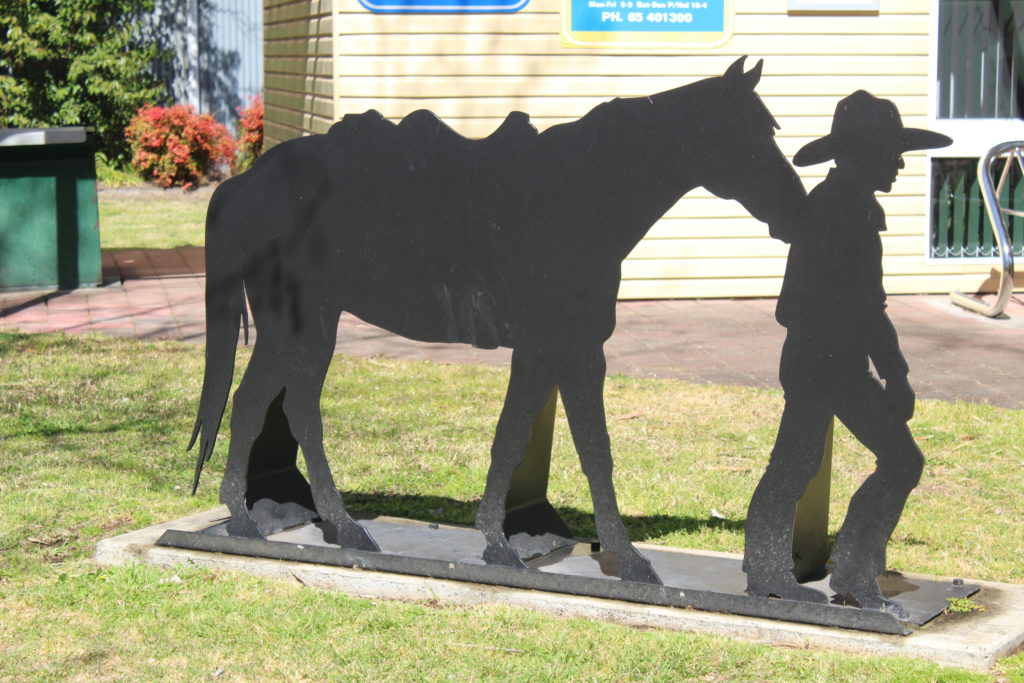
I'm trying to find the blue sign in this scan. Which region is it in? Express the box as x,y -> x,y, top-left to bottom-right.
360,0 -> 529,12
570,0 -> 723,32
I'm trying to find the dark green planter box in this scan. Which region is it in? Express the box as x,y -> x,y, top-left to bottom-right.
0,127 -> 101,290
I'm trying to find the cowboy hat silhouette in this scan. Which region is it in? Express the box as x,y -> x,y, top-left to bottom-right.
794,90 -> 951,167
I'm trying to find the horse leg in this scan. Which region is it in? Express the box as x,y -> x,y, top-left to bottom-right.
278,312 -> 379,551
476,348 -> 558,568
220,340 -> 289,538
555,345 -> 661,585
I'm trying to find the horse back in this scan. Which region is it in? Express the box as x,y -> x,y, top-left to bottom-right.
228,108 -> 619,350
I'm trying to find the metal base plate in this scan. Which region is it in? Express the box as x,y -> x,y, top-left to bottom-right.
157,515 -> 979,636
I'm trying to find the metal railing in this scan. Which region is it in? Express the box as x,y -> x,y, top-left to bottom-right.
949,141 -> 1022,317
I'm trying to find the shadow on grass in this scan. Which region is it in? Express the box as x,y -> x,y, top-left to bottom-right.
342,490 -> 745,543
6,415 -> 173,439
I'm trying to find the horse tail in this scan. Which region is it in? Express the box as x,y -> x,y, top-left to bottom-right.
187,179 -> 247,494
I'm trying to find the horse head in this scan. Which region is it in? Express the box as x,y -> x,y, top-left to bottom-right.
688,57 -> 807,243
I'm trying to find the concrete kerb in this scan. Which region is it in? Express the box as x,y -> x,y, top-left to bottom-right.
95,508 -> 1024,672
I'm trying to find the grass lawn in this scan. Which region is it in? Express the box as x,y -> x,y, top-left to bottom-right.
1,331 -> 1022,680
97,185 -> 212,249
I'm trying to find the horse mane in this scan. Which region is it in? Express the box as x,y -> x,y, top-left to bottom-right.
531,73 -> 740,158
325,65 -> 776,160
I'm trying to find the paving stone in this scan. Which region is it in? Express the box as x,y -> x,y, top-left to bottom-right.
2,251 -> 1023,408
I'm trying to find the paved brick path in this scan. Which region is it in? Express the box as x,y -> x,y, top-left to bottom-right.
2,247 -> 1022,409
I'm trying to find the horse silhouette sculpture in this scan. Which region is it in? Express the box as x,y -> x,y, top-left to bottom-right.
187,57 -> 806,584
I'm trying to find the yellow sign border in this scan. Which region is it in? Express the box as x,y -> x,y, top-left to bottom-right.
560,0 -> 734,49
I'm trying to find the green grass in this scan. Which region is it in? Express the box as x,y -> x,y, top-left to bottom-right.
97,188 -> 209,249
95,154 -> 214,249
946,597 -> 986,614
1,331 -> 1022,680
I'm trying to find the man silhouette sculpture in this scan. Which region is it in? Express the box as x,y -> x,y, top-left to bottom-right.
743,91 -> 952,614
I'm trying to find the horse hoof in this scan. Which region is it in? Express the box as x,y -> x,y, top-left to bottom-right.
483,543 -> 528,569
226,511 -> 265,539
619,553 -> 662,585
322,518 -> 380,552
747,573 -> 828,604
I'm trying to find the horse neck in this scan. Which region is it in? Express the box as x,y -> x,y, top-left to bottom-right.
569,93 -> 707,260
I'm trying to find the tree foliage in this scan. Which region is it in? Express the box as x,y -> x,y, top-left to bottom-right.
0,0 -> 168,163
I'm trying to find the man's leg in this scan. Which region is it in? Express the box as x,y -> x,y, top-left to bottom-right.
744,394 -> 832,602
830,374 -> 924,612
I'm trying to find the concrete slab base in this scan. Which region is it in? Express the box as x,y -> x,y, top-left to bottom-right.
96,508 -> 1024,672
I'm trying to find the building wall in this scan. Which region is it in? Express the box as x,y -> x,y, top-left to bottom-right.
264,0 -> 336,144
149,0 -> 263,127
265,0 -> 1011,299
203,0 -> 265,125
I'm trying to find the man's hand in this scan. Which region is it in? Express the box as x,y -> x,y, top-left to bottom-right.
884,375 -> 916,422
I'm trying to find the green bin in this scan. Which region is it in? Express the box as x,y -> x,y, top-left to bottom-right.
0,127 -> 101,290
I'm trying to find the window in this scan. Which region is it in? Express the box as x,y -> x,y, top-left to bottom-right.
931,0 -> 1024,259
931,157 -> 1024,257
936,0 -> 1024,119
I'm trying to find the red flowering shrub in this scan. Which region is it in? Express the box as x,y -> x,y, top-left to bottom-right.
236,94 -> 264,165
126,104 -> 237,189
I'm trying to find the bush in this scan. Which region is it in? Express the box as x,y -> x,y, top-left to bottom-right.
234,94 -> 264,173
95,152 -> 144,188
126,104 -> 237,189
0,0 -> 168,164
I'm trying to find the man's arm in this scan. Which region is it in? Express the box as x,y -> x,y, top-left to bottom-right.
869,310 -> 915,422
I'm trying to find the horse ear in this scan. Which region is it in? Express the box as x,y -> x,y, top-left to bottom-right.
742,58 -> 764,90
724,56 -> 747,80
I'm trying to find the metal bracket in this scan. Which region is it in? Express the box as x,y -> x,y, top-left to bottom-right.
156,515 -> 980,636
792,418 -> 833,582
504,387 -> 577,559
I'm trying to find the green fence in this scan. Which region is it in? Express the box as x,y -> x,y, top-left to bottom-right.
931,157 -> 1024,258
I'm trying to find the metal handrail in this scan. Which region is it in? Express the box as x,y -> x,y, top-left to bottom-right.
949,141 -> 1021,317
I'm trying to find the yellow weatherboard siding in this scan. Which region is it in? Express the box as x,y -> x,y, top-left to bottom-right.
265,0 -> 1003,298
264,0 -> 336,145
